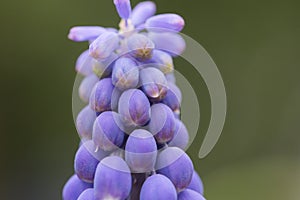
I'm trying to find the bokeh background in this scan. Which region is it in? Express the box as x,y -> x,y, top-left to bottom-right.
1,0 -> 300,199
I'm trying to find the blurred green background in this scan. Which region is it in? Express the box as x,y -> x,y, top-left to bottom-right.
1,0 -> 299,199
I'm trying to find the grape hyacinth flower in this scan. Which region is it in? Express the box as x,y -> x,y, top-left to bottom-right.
139,67 -> 168,100
125,129 -> 157,173
112,57 -> 139,91
63,1 -> 207,200
118,89 -> 151,127
75,106 -> 97,140
140,174 -> 177,200
148,103 -> 176,144
178,189 -> 206,200
77,188 -> 95,200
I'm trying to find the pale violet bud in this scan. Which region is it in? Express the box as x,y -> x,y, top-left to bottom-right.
94,156 -> 132,200
89,78 -> 115,112
118,89 -> 151,127
178,189 -> 206,200
112,57 -> 139,90
77,188 -> 94,200
145,14 -> 185,33
74,140 -> 108,183
165,73 -> 176,84
75,50 -> 94,76
149,49 -> 174,74
131,1 -> 156,26
114,0 -> 132,19
148,103 -> 176,143
162,82 -> 182,113
140,67 -> 168,100
140,174 -> 177,200
156,147 -> 194,191
62,175 -> 92,200
92,111 -> 125,151
106,27 -> 118,33
168,119 -> 189,150
127,34 -> 155,61
79,74 -> 99,103
92,53 -> 117,78
76,106 -> 97,139
68,26 -> 106,42
148,32 -> 186,57
89,32 -> 119,60
125,129 -> 157,173
187,171 -> 204,195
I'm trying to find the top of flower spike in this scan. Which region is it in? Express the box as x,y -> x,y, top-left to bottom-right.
67,0 -> 185,43
114,0 -> 132,20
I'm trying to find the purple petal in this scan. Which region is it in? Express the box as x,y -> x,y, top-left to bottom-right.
106,27 -> 119,33
146,14 -> 185,33
131,1 -> 156,26
75,50 -> 94,76
68,26 -> 106,42
114,0 -> 132,19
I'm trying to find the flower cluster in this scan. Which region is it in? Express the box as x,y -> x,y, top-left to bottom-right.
63,1 -> 206,200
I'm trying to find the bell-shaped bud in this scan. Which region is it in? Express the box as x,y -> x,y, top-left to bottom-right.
89,32 -> 119,60
156,147 -> 194,191
94,156 -> 132,200
148,103 -> 176,143
140,67 -> 168,100
92,111 -> 125,151
112,57 -> 139,90
118,89 -> 151,127
127,34 -> 155,61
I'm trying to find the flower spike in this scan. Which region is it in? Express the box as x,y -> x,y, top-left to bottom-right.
64,1 -> 207,200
